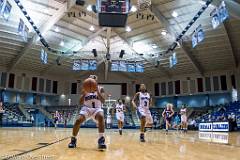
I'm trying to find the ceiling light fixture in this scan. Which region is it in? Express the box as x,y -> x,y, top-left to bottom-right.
87,5 -> 92,12
152,44 -> 158,49
125,26 -> 132,32
161,30 -> 167,36
130,5 -> 137,12
60,40 -> 64,46
89,25 -> 95,31
54,27 -> 60,32
172,11 -> 178,18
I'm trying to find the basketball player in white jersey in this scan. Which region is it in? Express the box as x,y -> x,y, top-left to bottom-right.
132,84 -> 153,142
115,99 -> 126,135
162,103 -> 174,133
54,110 -> 60,129
68,75 -> 107,150
180,105 -> 188,133
106,114 -> 112,129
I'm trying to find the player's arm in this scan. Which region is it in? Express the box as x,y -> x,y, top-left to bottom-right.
97,87 -> 106,103
131,92 -> 139,109
162,109 -> 166,117
149,94 -> 153,107
79,90 -> 86,105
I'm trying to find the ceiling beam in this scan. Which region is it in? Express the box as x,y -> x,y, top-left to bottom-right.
150,5 -> 204,76
105,28 -> 111,80
181,44 -> 204,75
113,30 -> 171,78
69,27 -> 107,52
8,1 -> 75,72
223,22 -> 239,67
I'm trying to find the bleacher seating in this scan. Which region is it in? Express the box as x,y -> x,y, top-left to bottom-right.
44,105 -> 78,125
194,101 -> 240,129
2,103 -> 31,126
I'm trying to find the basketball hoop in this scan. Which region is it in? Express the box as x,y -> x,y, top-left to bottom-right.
137,0 -> 151,11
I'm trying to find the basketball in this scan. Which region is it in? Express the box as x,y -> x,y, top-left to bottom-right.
83,78 -> 97,93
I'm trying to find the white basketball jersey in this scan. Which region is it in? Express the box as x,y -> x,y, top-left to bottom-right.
116,104 -> 124,114
181,108 -> 187,116
83,87 -> 102,108
139,92 -> 150,108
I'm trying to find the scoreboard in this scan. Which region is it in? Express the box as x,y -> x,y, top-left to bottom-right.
96,0 -> 130,27
98,0 -> 129,13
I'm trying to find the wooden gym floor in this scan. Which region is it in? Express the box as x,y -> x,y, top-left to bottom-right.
0,127 -> 239,160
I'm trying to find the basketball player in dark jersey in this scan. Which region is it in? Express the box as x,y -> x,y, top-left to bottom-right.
68,75 -> 107,150
162,103 -> 174,133
132,84 -> 153,142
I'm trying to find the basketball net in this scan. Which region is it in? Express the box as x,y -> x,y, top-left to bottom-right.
137,0 -> 152,11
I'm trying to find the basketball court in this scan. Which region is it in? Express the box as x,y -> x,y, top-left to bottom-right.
0,128 -> 239,160
0,0 -> 240,160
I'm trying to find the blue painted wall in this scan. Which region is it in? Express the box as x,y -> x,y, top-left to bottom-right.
26,93 -> 33,105
209,93 -> 231,106
34,112 -> 46,126
155,93 -> 231,108
155,97 -> 174,108
177,95 -> 207,107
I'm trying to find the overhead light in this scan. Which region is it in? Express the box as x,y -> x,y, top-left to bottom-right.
89,25 -> 95,31
130,5 -> 137,12
172,11 -> 178,18
87,5 -> 92,12
125,26 -> 131,32
161,30 -> 167,36
60,40 -> 64,46
54,27 -> 60,32
152,44 -> 158,49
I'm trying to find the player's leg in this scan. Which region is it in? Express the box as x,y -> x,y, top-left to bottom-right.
95,111 -> 107,150
119,114 -> 124,135
68,114 -> 86,148
137,108 -> 146,142
144,113 -> 153,133
165,119 -> 170,133
140,116 -> 146,142
183,117 -> 187,133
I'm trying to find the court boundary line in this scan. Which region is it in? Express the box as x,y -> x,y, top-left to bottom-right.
1,136 -> 70,160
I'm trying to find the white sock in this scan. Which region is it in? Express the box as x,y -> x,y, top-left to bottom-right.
99,133 -> 104,138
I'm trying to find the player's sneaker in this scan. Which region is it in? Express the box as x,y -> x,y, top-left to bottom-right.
119,130 -> 122,135
68,137 -> 77,148
140,133 -> 145,142
98,136 -> 107,150
165,129 -> 168,135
